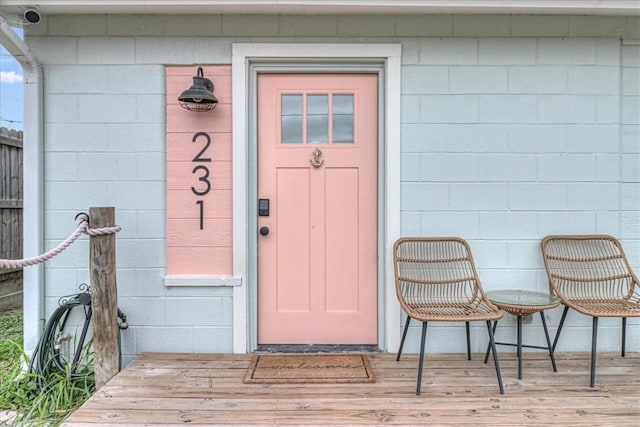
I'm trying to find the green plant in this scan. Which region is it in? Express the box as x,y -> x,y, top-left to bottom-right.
0,309 -> 22,341
0,309 -> 23,368
0,340 -> 34,411
0,309 -> 95,426
17,362 -> 95,425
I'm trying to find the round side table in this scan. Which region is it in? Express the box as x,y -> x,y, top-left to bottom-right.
483,289 -> 560,380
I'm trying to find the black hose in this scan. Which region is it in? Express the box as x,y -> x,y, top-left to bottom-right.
29,293 -> 88,380
29,290 -> 127,386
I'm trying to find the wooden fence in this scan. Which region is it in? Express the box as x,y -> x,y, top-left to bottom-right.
0,127 -> 23,311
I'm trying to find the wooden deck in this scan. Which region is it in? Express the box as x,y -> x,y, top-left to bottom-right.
62,352 -> 640,426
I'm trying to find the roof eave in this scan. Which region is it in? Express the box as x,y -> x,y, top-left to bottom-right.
0,1 -> 639,17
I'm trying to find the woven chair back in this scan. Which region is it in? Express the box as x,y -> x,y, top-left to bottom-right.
394,237 -> 483,308
541,235 -> 638,301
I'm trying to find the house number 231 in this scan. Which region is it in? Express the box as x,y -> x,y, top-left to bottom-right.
191,131 -> 211,230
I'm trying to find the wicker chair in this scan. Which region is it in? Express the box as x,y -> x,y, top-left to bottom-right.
541,235 -> 640,387
394,237 -> 504,395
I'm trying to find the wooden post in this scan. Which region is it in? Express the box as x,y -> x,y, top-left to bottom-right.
89,207 -> 119,390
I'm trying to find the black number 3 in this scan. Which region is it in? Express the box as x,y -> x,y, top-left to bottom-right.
191,165 -> 211,196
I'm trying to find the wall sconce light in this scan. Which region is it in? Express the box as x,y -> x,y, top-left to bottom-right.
178,67 -> 218,112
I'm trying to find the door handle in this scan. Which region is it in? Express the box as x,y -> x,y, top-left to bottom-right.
259,226 -> 270,236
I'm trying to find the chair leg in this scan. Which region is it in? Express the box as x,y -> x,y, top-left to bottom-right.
397,315 -> 411,362
590,317 -> 598,388
484,320 -> 498,364
552,305 -> 569,353
621,317 -> 626,357
465,321 -> 471,361
486,320 -> 504,395
416,321 -> 428,396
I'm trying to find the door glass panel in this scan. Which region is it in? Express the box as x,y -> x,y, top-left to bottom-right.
307,94 -> 328,144
281,94 -> 303,144
332,94 -> 354,143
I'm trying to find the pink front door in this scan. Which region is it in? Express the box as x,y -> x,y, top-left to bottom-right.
257,73 -> 378,345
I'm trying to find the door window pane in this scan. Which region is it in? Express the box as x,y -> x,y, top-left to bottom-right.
281,94 -> 303,143
307,94 -> 328,144
332,95 -> 354,143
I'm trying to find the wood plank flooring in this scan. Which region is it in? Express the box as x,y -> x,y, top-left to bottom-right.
62,352 -> 640,426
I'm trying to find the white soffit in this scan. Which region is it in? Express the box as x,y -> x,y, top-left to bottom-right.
0,1 -> 638,16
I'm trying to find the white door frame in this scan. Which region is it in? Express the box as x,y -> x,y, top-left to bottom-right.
231,43 -> 401,353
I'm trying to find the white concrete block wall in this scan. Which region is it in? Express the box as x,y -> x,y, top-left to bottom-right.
26,13 -> 639,358
397,17 -> 638,353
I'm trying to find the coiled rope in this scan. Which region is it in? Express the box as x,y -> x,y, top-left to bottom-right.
0,212 -> 121,269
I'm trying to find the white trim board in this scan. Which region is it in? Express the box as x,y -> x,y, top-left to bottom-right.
164,275 -> 242,287
231,43 -> 402,353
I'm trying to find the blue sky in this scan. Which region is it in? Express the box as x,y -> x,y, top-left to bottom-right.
0,26 -> 24,130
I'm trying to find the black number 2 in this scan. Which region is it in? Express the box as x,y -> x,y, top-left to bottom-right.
192,132 -> 212,162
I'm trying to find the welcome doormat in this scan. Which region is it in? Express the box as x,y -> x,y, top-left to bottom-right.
243,354 -> 375,384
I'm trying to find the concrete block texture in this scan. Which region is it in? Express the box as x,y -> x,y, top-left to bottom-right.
537,154 -> 598,181
450,183 -> 509,211
165,297 -> 233,326
401,183 -> 449,211
78,37 -> 136,65
568,183 -> 621,210
508,125 -> 567,153
48,15 -> 107,36
511,15 -> 569,37
395,15 -> 453,37
46,65 -> 108,94
567,125 -> 619,153
453,15 -> 511,37
478,39 -> 536,65
478,154 -> 537,181
621,183 -> 640,211
508,67 -> 567,94
419,38 -> 478,65
622,155 -> 640,182
402,66 -> 449,94
537,38 -> 596,65
568,66 -> 620,95
538,95 -> 597,124
538,212 -> 597,235
77,153 -> 137,181
479,213 -> 538,239
421,95 -> 479,123
420,154 -> 478,182
403,124 -> 509,153
479,95 -> 537,124
509,183 -> 568,211
420,212 -> 480,238
449,66 -> 508,94
135,37 -> 195,64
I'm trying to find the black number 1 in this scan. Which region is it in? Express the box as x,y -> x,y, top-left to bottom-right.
196,200 -> 204,230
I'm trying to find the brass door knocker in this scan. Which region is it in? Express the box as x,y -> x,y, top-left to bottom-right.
310,148 -> 324,168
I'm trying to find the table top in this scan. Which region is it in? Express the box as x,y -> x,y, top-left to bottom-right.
487,289 -> 560,310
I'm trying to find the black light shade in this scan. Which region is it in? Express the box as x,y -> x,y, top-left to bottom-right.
178,67 -> 218,112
